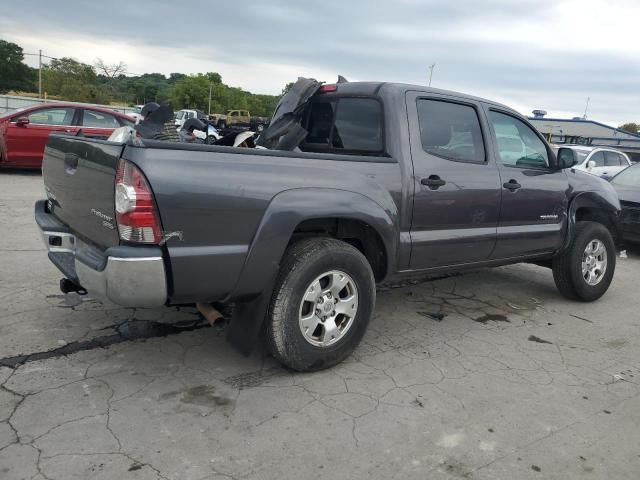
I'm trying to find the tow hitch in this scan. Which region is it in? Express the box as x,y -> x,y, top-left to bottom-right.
59,278 -> 87,296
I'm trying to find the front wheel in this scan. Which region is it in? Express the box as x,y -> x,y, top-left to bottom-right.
552,221 -> 616,301
265,238 -> 376,371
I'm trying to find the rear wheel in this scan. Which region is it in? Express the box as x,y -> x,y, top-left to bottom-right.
552,221 -> 616,301
265,238 -> 375,371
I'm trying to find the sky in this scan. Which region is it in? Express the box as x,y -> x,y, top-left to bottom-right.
1,0 -> 639,126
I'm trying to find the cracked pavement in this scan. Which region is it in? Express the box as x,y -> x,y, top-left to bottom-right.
1,171 -> 640,479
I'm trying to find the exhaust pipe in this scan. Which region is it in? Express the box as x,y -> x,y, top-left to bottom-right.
59,278 -> 87,296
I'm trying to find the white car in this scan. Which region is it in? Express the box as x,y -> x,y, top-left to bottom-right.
174,109 -> 206,129
554,145 -> 632,178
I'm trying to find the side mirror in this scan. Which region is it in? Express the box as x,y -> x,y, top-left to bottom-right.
587,160 -> 596,170
15,116 -> 29,127
557,147 -> 577,169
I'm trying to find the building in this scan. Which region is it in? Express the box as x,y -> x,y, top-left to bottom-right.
528,113 -> 640,162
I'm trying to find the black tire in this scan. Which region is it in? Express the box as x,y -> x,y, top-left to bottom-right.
265,238 -> 376,371
217,120 -> 226,129
552,221 -> 616,301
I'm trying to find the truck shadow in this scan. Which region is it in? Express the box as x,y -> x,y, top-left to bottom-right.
625,243 -> 640,258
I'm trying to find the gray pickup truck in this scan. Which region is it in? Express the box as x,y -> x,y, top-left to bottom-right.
36,78 -> 622,371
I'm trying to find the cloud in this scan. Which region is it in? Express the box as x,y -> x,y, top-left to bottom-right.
1,0 -> 638,125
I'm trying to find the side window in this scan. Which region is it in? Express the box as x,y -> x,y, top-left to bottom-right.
588,151 -> 605,167
25,108 -> 75,126
489,111 -> 549,168
302,98 -> 383,154
416,99 -> 485,163
604,151 -> 624,167
82,110 -> 120,128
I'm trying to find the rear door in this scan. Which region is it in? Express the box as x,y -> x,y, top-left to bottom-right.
406,92 -> 501,269
79,109 -> 123,139
485,108 -> 569,259
5,107 -> 77,166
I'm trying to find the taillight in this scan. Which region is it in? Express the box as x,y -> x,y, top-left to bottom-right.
319,84 -> 337,93
115,159 -> 162,244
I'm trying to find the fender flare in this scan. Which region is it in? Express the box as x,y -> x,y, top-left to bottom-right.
560,191 -> 623,253
226,188 -> 398,354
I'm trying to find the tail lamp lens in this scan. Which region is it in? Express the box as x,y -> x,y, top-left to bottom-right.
114,160 -> 162,244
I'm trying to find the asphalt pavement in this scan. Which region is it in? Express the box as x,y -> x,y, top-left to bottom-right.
1,170 -> 639,480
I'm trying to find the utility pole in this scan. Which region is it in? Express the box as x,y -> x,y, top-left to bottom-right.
24,50 -> 56,99
208,83 -> 212,115
38,50 -> 42,99
428,63 -> 436,87
583,96 -> 590,120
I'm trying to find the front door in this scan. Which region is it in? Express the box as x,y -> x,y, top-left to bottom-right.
5,107 -> 77,166
485,108 -> 570,259
407,92 -> 502,269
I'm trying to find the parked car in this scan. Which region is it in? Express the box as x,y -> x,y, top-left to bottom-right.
35,78 -> 623,371
552,145 -> 632,178
0,103 -> 134,169
609,162 -> 640,244
210,110 -> 269,132
174,109 -> 207,130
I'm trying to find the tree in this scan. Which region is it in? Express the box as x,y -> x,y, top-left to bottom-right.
168,73 -> 187,84
0,39 -> 35,93
94,58 -> 127,79
281,82 -> 294,96
42,57 -> 108,103
95,58 -> 127,100
171,73 -> 213,111
619,122 -> 639,134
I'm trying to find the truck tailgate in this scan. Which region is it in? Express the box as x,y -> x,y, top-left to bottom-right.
42,135 -> 123,249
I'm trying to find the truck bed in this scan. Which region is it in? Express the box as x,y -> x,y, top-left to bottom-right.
41,135 -> 403,305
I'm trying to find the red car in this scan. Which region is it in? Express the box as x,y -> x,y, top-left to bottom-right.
0,103 -> 135,169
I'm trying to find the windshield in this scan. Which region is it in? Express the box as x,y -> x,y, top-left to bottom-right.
611,163 -> 640,187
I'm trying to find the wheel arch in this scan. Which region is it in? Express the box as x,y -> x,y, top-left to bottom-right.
562,192 -> 623,253
225,188 -> 398,355
230,188 -> 397,300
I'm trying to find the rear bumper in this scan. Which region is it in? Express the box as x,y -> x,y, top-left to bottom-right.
35,200 -> 167,307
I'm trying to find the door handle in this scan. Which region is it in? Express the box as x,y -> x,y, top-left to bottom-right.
503,179 -> 522,191
421,175 -> 446,190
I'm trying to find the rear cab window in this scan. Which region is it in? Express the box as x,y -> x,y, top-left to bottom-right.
300,97 -> 384,155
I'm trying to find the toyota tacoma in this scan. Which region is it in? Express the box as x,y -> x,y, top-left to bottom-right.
35,78 -> 623,371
